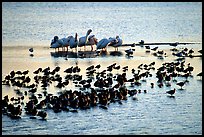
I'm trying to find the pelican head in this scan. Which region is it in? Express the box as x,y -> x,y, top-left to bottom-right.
54,36 -> 59,40
86,29 -> 92,36
75,33 -> 78,41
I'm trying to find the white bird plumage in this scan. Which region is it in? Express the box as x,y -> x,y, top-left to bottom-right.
96,37 -> 114,51
68,33 -> 78,52
86,35 -> 98,51
109,35 -> 123,51
78,29 -> 92,51
50,36 -> 64,51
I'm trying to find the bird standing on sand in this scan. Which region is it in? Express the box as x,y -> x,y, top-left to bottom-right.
67,33 -> 78,52
50,36 -> 63,51
96,37 -> 114,51
109,36 -> 123,51
78,29 -> 92,51
86,34 -> 98,51
166,88 -> 176,96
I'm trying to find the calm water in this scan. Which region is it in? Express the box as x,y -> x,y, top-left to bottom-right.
2,2 -> 202,135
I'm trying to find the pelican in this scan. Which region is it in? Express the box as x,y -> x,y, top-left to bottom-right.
78,29 -> 92,51
86,34 -> 98,51
96,37 -> 114,51
68,33 -> 78,52
61,36 -> 70,51
50,36 -> 63,52
109,36 -> 123,51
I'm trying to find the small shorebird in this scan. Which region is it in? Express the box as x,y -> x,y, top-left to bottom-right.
166,88 -> 176,96
176,81 -> 186,89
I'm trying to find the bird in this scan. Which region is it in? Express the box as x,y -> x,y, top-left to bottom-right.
139,40 -> 144,45
78,29 -> 92,51
29,48 -> 33,52
198,49 -> 202,54
125,48 -> 135,56
50,36 -> 63,51
68,33 -> 78,52
169,42 -> 178,47
151,46 -> 158,51
86,34 -> 98,51
197,72 -> 202,79
61,35 -> 71,51
109,36 -> 123,51
176,81 -> 186,89
96,37 -> 114,51
166,88 -> 176,96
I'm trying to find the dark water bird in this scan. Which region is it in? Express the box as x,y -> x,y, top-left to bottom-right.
125,48 -> 135,56
37,111 -> 47,119
198,49 -> 202,54
145,45 -> 150,49
95,64 -> 101,69
197,72 -> 202,79
169,42 -> 178,47
176,81 -> 186,89
139,40 -> 144,45
151,46 -> 158,51
166,88 -> 176,96
29,48 -> 33,52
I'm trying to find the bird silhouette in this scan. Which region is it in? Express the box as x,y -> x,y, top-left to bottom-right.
166,88 -> 176,96
176,81 -> 186,89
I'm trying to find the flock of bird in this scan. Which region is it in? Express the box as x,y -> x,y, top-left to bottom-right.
2,52 -> 202,120
50,29 -> 123,52
2,30 -> 203,120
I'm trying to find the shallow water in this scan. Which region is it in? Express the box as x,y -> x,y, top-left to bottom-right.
2,2 -> 202,135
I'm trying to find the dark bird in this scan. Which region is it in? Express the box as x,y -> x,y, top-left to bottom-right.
197,72 -> 202,79
151,46 -> 158,51
176,81 -> 186,89
198,49 -> 202,54
29,48 -> 34,52
166,88 -> 176,96
95,64 -> 101,69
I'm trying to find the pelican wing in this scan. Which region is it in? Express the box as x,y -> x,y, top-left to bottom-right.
69,37 -> 78,49
97,38 -> 109,49
78,36 -> 86,47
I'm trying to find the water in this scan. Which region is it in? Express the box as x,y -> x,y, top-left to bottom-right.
2,2 -> 202,135
2,2 -> 202,47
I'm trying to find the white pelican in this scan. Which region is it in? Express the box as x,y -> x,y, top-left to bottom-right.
86,34 -> 98,51
109,36 -> 123,51
78,29 -> 92,51
96,37 -> 114,51
68,33 -> 78,52
50,36 -> 63,51
61,36 -> 70,51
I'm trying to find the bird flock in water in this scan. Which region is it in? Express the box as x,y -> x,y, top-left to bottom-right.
50,29 -> 123,52
2,29 -> 202,120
